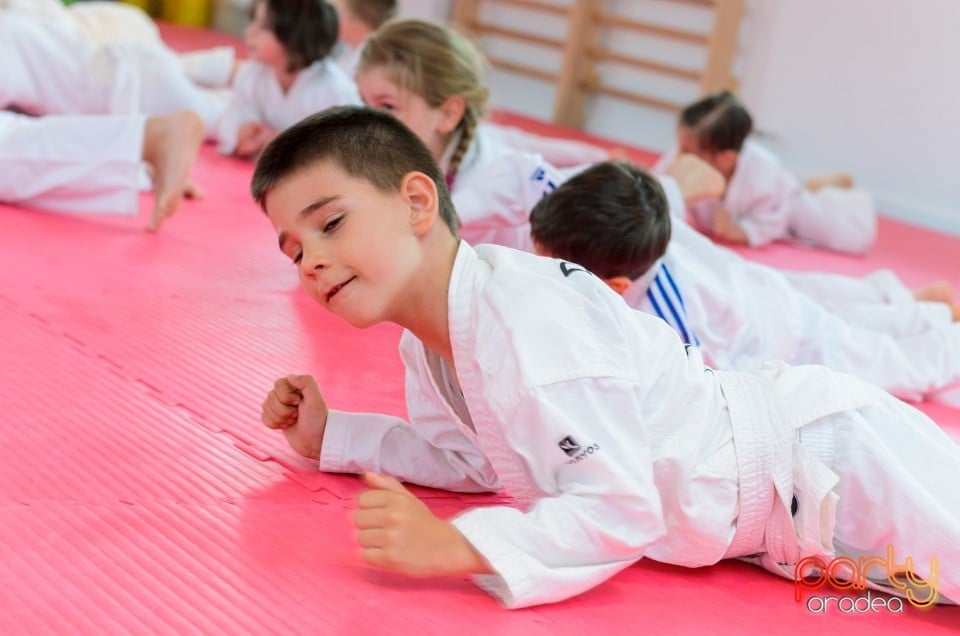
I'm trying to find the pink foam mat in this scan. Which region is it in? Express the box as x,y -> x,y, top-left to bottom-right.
0,20 -> 958,634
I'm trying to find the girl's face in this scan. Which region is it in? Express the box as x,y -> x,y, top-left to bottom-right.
245,2 -> 287,69
356,67 -> 459,163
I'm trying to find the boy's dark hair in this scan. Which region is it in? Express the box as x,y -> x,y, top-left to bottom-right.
679,90 -> 753,153
345,0 -> 397,30
529,161 -> 670,281
263,0 -> 339,72
251,105 -> 459,237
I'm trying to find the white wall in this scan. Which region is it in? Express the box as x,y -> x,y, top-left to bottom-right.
735,0 -> 960,235
430,0 -> 960,236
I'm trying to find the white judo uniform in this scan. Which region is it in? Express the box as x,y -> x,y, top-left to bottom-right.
0,110 -> 144,215
5,0 -> 236,88
657,140 -> 877,254
216,59 -> 360,155
0,10 -> 228,133
442,126 -> 563,253
318,241 -> 959,608
624,219 -> 960,404
483,123 -> 609,169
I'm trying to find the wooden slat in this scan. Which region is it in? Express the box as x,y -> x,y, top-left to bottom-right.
594,13 -> 708,45
551,0 -> 596,126
587,46 -> 701,81
471,21 -> 566,49
484,0 -> 569,16
580,78 -> 684,112
450,0 -> 481,33
700,0 -> 744,94
486,56 -> 560,83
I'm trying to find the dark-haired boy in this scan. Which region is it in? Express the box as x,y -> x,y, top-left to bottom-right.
253,105 -> 958,609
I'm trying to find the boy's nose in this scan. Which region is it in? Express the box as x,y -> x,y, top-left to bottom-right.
299,247 -> 330,278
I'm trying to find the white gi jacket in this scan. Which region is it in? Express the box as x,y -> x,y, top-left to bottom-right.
319,241 -> 878,608
0,110 -> 143,215
0,10 -> 228,132
623,219 -> 960,402
216,59 -> 361,155
657,141 -> 877,254
444,126 -> 564,252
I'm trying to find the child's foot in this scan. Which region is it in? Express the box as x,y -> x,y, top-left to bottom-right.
913,281 -> 960,321
666,153 -> 726,203
142,111 -> 204,232
913,280 -> 955,305
806,172 -> 854,192
607,147 -> 631,161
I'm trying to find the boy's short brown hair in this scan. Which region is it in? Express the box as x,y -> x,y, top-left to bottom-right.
529,161 -> 670,281
251,105 -> 459,237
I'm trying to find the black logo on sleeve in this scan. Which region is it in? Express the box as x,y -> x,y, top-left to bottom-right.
559,262 -> 590,278
558,436 -> 581,456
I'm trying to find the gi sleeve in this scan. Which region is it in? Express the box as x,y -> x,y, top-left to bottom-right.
454,150 -> 562,229
216,63 -> 262,155
451,377 -> 667,608
319,335 -> 500,493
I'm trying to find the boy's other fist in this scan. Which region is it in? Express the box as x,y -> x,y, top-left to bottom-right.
261,374 -> 328,459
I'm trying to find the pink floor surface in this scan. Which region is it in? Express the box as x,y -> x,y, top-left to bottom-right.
1,22 -> 958,635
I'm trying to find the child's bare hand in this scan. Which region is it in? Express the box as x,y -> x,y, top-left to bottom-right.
260,374 -> 328,459
354,473 -> 490,577
712,208 -> 749,244
236,121 -> 271,158
666,153 -> 726,204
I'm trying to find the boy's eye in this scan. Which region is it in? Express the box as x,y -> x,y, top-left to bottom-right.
292,251 -> 302,265
323,216 -> 343,233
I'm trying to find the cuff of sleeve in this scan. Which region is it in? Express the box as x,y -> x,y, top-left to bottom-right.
317,409 -> 353,473
451,510 -> 537,609
740,222 -> 770,247
318,410 -> 402,474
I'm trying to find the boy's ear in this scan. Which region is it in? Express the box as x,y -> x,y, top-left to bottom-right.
603,276 -> 632,296
400,171 -> 440,235
437,95 -> 467,135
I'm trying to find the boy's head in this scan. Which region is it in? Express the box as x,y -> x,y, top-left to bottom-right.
530,161 -> 671,293
331,0 -> 397,45
248,0 -> 339,72
251,106 -> 459,327
677,90 -> 752,177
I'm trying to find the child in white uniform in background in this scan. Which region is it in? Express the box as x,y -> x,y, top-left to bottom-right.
253,106 -> 960,609
0,5 -> 228,134
329,0 -> 397,78
530,162 -> 960,406
656,91 -> 877,254
217,0 -> 360,158
355,19 -> 563,252
529,161 -> 960,404
0,109 -> 204,231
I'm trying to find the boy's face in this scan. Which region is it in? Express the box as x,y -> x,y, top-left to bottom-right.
356,67 -> 452,163
264,160 -> 424,328
245,2 -> 286,68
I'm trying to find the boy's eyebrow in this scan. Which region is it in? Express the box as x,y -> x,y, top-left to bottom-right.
276,195 -> 343,252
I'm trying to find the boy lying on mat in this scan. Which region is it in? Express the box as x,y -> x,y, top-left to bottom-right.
252,106 -> 958,609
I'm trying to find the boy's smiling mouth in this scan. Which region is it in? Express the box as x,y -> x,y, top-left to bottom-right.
325,277 -> 357,302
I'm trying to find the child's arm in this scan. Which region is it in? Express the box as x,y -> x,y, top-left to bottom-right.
354,472 -> 494,577
712,207 -> 751,244
262,338 -> 501,493
216,63 -> 265,156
